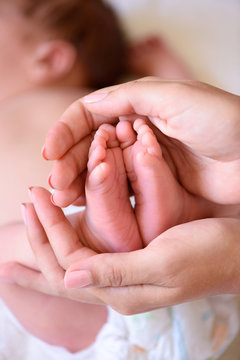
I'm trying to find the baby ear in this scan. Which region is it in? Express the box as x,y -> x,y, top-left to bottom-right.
29,40 -> 77,85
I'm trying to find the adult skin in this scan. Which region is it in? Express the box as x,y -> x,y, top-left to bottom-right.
43,78 -> 240,207
1,78 -> 240,314
0,187 -> 240,315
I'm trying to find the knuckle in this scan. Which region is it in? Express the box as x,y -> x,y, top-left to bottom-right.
108,266 -> 124,287
92,254 -> 125,287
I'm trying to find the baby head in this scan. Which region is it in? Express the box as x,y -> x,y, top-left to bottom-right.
0,0 -> 126,101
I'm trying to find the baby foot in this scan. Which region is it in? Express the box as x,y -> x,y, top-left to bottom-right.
84,124 -> 142,253
117,119 -> 185,245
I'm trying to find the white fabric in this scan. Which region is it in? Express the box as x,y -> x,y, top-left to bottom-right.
0,296 -> 239,360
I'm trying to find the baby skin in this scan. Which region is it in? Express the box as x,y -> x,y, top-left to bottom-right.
82,124 -> 142,252
84,118 -> 223,247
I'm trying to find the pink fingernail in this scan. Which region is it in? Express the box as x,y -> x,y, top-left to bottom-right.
83,92 -> 108,103
48,175 -> 54,189
64,270 -> 93,289
41,145 -> 49,160
50,194 -> 56,206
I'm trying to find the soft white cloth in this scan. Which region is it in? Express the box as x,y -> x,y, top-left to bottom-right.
0,295 -> 239,360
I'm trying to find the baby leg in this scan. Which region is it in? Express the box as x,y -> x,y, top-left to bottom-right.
0,221 -> 107,352
117,119 -> 185,245
84,124 -> 142,252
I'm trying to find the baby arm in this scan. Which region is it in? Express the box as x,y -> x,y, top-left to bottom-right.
0,221 -> 37,269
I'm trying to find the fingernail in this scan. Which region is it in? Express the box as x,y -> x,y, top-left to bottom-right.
21,203 -> 27,225
83,92 -> 108,103
64,270 -> 93,289
41,145 -> 49,160
48,174 -> 54,189
50,194 -> 56,206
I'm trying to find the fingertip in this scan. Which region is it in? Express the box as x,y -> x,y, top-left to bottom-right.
48,175 -> 54,189
83,92 -> 109,104
41,145 -> 49,160
50,194 -> 56,206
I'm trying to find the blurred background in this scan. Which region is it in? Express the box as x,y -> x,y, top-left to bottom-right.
107,0 -> 240,95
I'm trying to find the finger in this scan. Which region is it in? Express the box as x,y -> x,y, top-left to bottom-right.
43,98 -> 118,160
91,283 -> 182,315
85,79 -> 240,158
64,245 -> 166,289
51,175 -> 85,208
28,187 -> 94,269
22,202 -> 66,287
83,77 -> 185,122
0,262 -> 57,296
49,135 -> 92,190
64,245 -> 184,314
0,262 -> 102,304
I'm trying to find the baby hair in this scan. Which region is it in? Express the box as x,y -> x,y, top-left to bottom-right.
13,0 -> 127,87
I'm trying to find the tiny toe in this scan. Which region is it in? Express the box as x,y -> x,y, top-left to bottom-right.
87,162 -> 110,188
117,121 -> 136,149
87,145 -> 106,173
133,118 -> 146,132
97,127 -> 109,142
89,127 -> 108,157
137,125 -> 153,140
98,124 -> 119,148
135,122 -> 162,158
141,131 -> 154,147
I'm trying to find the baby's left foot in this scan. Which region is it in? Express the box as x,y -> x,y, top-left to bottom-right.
83,124 -> 142,252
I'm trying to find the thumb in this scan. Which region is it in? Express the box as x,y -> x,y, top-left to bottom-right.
64,247 -> 159,289
83,77 -> 184,122
83,78 -> 240,158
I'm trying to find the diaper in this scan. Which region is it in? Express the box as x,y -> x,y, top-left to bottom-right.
0,295 -> 239,360
122,295 -> 240,360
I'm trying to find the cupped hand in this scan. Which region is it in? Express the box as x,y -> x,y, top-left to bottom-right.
1,187 -> 240,314
64,217 -> 240,314
43,78 -> 240,206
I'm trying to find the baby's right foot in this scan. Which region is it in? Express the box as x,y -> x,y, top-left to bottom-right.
117,119 -> 185,245
83,124 -> 142,253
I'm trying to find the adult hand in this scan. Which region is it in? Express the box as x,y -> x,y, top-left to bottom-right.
43,78 -> 240,206
1,186 -> 240,314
